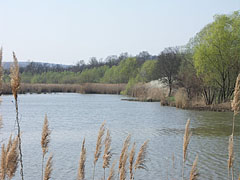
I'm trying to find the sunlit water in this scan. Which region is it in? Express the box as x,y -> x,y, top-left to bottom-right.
0,93 -> 239,180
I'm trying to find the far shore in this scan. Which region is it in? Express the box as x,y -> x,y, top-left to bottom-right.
1,82 -> 232,112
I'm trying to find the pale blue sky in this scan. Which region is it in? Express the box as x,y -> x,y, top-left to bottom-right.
0,0 -> 239,65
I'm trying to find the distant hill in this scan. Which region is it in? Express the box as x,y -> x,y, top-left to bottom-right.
2,61 -> 72,70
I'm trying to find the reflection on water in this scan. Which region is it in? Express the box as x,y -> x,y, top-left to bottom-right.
0,93 -> 239,180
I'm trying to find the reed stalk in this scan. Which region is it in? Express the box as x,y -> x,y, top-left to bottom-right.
10,52 -> 24,180
44,154 -> 53,180
228,134 -> 234,180
41,114 -> 51,180
182,119 -> 191,180
118,134 -> 131,178
129,142 -> 136,180
93,122 -> 105,180
78,138 -> 86,180
189,155 -> 198,180
0,47 -> 3,94
103,130 -> 112,180
134,140 -> 149,171
107,161 -> 116,180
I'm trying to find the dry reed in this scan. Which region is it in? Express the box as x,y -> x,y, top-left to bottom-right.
93,122 -> 105,180
78,138 -> 86,180
6,137 -> 19,179
0,47 -> 3,93
118,134 -> 131,175
232,74 -> 240,116
10,52 -> 20,100
134,140 -> 149,171
228,134 -> 234,180
44,154 -> 53,180
189,155 -> 198,180
107,161 -> 116,180
129,142 -> 136,180
10,52 -> 24,180
103,130 -> 112,180
119,150 -> 128,180
0,144 -> 6,180
41,114 -> 51,180
182,119 -> 192,180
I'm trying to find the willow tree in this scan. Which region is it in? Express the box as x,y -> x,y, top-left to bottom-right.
194,11 -> 240,104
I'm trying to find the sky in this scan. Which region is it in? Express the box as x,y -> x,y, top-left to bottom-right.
0,0 -> 239,65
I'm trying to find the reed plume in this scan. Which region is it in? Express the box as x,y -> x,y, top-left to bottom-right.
0,144 -> 6,180
107,161 -> 116,180
118,134 -> 131,175
129,142 -> 136,180
189,155 -> 198,180
228,134 -> 234,180
0,47 -> 3,93
10,52 -> 20,101
232,74 -> 240,116
93,122 -> 105,180
0,116 -> 3,130
119,150 -> 128,180
182,119 -> 191,180
44,154 -> 53,180
134,140 -> 149,171
103,129 -> 112,180
78,138 -> 86,180
6,137 -> 19,180
10,52 -> 24,180
41,114 -> 51,180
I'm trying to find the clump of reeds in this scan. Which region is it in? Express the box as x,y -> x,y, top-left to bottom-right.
189,155 -> 198,180
0,135 -> 19,180
10,52 -> 24,180
182,119 -> 192,180
44,154 -> 53,180
118,135 -> 131,177
41,114 -> 51,180
103,129 -> 112,180
78,138 -> 86,180
93,122 -> 105,180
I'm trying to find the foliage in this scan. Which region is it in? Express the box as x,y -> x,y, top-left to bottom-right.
194,11 -> 240,103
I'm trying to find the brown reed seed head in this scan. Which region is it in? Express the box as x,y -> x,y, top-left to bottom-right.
94,122 -> 105,165
10,52 -> 20,100
103,129 -> 112,169
0,144 -> 6,180
0,47 -> 3,91
107,161 -> 116,180
41,114 -> 51,156
228,134 -> 234,170
44,154 -> 53,180
6,137 -> 19,179
183,119 -> 191,163
119,134 -> 131,171
78,138 -> 86,180
129,142 -> 136,180
134,140 -> 149,170
232,74 -> 240,115
0,116 -> 3,130
120,151 -> 128,180
189,155 -> 198,180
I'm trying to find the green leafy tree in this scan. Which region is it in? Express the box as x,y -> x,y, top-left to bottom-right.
194,11 -> 240,103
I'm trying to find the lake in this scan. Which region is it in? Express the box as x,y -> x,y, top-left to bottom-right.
0,93 -> 239,180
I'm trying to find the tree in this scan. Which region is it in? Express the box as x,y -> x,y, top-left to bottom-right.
137,60 -> 158,82
157,47 -> 182,96
194,11 -> 240,103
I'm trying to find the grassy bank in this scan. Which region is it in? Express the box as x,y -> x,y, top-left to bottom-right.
1,83 -> 126,95
123,83 -> 232,112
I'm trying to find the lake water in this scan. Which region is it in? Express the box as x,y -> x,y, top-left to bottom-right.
0,93 -> 239,180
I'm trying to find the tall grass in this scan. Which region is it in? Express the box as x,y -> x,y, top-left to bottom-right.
10,52 -> 24,180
